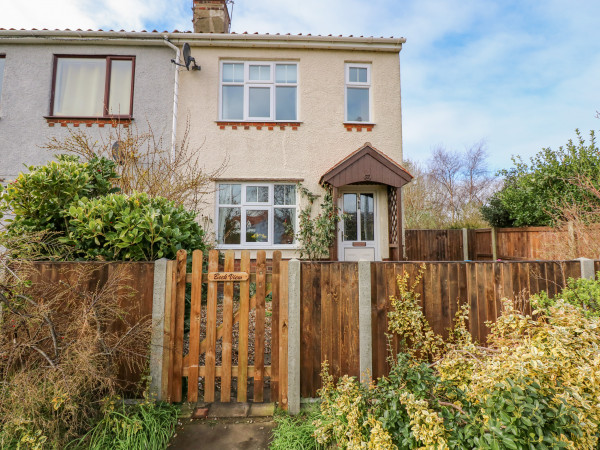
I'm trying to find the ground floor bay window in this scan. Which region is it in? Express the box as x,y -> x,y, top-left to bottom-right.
217,183 -> 297,248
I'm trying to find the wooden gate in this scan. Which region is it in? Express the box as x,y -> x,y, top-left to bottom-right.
163,249 -> 288,407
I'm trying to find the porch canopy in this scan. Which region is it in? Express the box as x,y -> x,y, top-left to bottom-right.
320,143 -> 413,260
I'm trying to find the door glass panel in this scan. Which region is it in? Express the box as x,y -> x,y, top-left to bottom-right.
360,193 -> 375,241
246,210 -> 269,243
343,193 -> 358,241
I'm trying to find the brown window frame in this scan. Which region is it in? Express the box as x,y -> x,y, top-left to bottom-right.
48,55 -> 136,120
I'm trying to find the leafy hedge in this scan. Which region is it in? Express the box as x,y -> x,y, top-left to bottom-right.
481,130 -> 600,227
0,155 -> 206,260
65,192 -> 205,261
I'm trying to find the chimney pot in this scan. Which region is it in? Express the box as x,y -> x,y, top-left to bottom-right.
193,0 -> 231,34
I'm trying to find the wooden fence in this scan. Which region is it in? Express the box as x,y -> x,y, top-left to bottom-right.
299,259 -> 584,397
405,227 -> 563,261
164,249 -> 289,407
28,261 -> 155,389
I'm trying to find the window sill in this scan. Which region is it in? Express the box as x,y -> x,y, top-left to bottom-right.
45,117 -> 133,127
216,121 -> 302,130
344,123 -> 375,132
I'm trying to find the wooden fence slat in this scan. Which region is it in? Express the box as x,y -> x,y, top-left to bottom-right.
237,251 -> 250,402
476,263 -> 487,343
171,249 -> 187,402
331,264 -> 342,377
468,263 -> 479,340
221,250 -> 235,402
279,261 -> 289,409
271,251 -> 281,402
187,250 -> 203,403
300,263 -> 313,398
312,263 -> 323,393
321,264 -> 332,377
204,250 -> 219,403
340,264 -> 351,377
254,250 -> 266,402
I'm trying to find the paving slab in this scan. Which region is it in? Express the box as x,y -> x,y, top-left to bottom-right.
169,417 -> 275,450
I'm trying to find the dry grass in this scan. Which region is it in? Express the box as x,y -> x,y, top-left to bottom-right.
0,234 -> 151,448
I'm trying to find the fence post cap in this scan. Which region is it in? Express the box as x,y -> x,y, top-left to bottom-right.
576,257 -> 593,261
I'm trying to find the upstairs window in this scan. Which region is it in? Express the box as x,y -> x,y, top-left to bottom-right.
345,63 -> 371,123
220,61 -> 298,121
50,56 -> 135,118
217,183 -> 297,247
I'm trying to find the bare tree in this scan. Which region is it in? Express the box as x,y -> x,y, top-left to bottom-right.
44,118 -> 227,215
403,141 -> 497,228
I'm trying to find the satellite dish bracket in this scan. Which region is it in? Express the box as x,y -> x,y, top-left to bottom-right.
171,42 -> 201,71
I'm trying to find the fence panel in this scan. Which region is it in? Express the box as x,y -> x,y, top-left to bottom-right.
299,262 -> 360,398
405,229 -> 464,261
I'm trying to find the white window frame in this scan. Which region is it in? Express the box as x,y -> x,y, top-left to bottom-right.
219,61 -> 299,122
345,63 -> 372,124
216,182 -> 298,249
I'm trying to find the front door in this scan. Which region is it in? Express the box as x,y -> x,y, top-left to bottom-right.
338,191 -> 378,261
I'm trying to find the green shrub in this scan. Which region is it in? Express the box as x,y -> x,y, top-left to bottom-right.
480,129 -> 600,227
0,155 -> 118,233
64,192 -> 206,261
532,272 -> 600,317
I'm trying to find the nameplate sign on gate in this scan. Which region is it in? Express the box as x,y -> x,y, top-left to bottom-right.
208,272 -> 249,282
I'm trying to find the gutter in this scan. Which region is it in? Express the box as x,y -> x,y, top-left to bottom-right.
0,30 -> 405,52
162,37 -> 180,164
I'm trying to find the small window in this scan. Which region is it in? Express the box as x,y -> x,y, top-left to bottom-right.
220,61 -> 298,121
217,183 -> 297,247
345,63 -> 371,123
50,56 -> 135,118
0,55 -> 5,105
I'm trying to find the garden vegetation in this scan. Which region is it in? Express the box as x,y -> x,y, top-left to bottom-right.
272,266 -> 600,449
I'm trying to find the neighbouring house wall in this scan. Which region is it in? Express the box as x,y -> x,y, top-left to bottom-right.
0,42 -> 174,181
176,44 -> 403,258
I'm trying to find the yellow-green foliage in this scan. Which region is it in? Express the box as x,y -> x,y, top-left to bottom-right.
314,267 -> 600,450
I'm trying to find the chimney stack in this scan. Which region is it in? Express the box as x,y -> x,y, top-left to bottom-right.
193,0 -> 231,33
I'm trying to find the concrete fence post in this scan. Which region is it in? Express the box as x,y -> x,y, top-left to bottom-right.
288,259 -> 301,415
149,258 -> 168,401
491,227 -> 498,260
358,261 -> 373,384
462,228 -> 469,261
577,257 -> 595,280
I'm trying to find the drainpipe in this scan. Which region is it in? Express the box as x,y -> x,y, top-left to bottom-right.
163,37 -> 180,164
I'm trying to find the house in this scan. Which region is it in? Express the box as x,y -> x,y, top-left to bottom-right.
0,0 -> 412,261
176,0 -> 412,261
0,28 -> 177,181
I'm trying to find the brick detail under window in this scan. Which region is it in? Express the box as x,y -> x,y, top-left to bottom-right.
217,122 -> 301,130
344,123 -> 375,132
45,117 -> 132,128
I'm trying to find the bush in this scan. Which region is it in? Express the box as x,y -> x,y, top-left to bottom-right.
0,155 -> 118,233
1,155 -> 207,261
64,192 -> 206,261
480,129 -> 600,227
311,269 -> 600,449
532,272 -> 600,317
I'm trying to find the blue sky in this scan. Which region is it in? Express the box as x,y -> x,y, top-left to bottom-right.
3,0 -> 600,170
